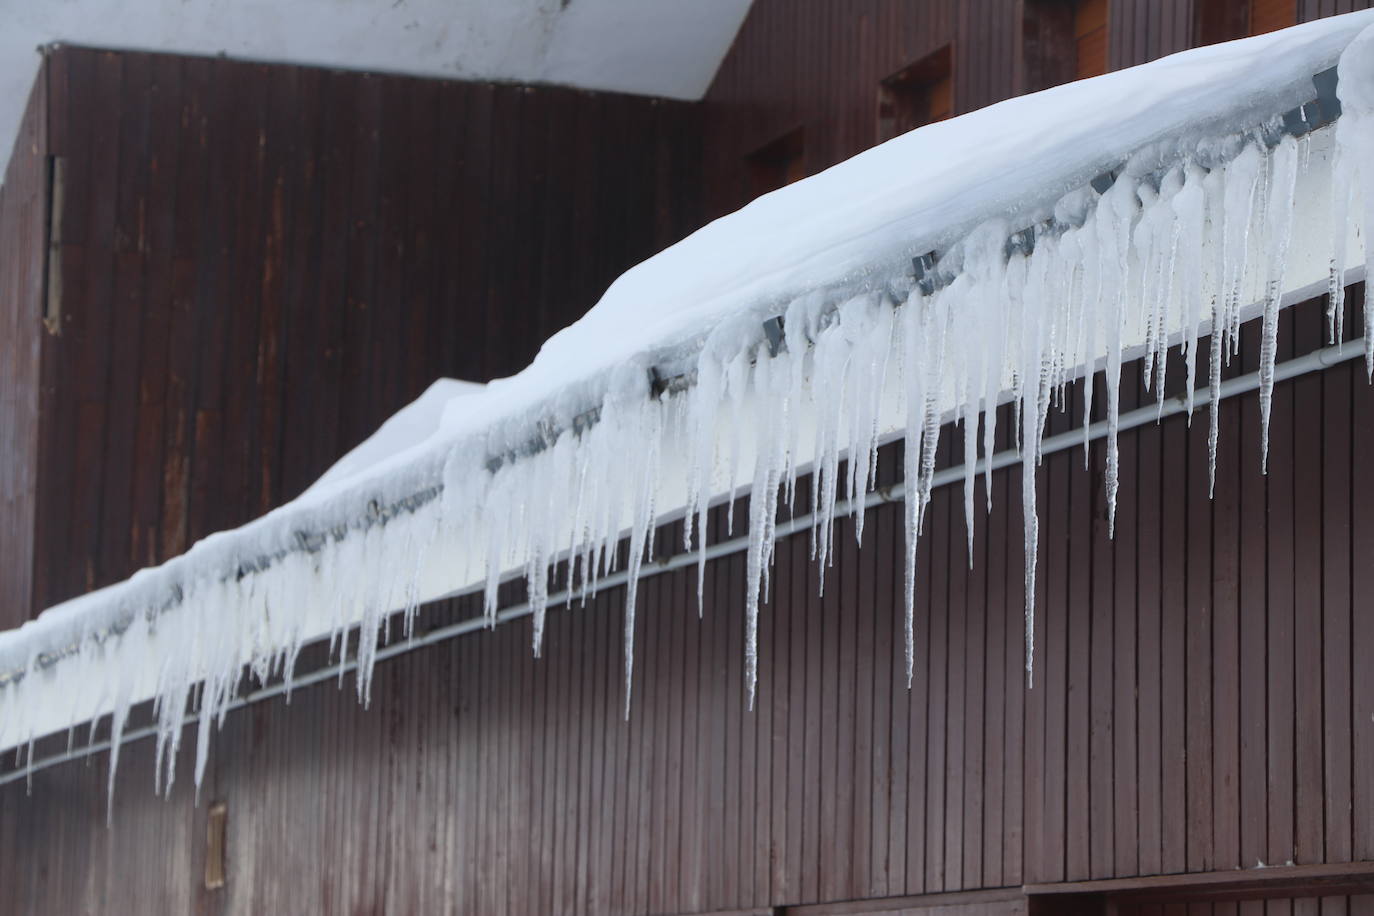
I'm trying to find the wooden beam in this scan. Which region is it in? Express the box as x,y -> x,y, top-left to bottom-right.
784,887 -> 1025,915
1025,861 -> 1374,902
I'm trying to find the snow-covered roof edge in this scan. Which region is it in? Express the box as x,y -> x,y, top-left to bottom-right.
5,13 -> 1374,801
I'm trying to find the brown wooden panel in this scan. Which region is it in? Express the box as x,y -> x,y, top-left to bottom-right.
1267,308 -> 1298,870
0,55 -> 47,630
1159,411 -> 1187,876
1077,0 -> 1111,78
19,45 -> 699,620
8,306 -> 1374,912
1299,0 -> 1374,20
1111,0 -> 1192,69
1185,342 -> 1216,875
1322,357 -> 1354,864
1251,0 -> 1298,33
703,1 -> 971,221
12,5 -> 1374,915
1351,334 -> 1374,863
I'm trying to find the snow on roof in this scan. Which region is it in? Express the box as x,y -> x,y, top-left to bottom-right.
5,11 -> 1374,802
303,379 -> 486,499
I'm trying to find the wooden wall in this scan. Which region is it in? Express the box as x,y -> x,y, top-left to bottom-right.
3,298 -> 1373,915
701,0 -> 1021,221
9,46 -> 700,625
1117,897 -> 1374,916
1302,0 -> 1374,21
702,0 -> 1374,221
0,59 -> 47,631
6,3 -> 1374,915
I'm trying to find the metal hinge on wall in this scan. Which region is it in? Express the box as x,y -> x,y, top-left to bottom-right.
42,155 -> 63,336
205,801 -> 228,890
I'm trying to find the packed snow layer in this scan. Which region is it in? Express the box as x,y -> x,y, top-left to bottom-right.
5,12 -> 1374,800
304,379 -> 485,499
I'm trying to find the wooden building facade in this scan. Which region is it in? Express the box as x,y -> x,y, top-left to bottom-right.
3,2 -> 1374,914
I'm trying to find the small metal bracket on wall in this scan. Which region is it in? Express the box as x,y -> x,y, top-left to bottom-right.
205,801 -> 228,890
911,251 -> 940,295
42,155 -> 64,336
1280,66 -> 1342,139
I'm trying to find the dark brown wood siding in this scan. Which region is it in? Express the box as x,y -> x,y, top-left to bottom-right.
700,0 -> 1047,220
701,0 -> 1374,223
3,299 -> 1373,915
15,46 -> 701,619
1117,895 -> 1374,915
1301,0 -> 1374,20
701,1 -> 971,220
0,60 -> 47,630
6,5 -> 1374,916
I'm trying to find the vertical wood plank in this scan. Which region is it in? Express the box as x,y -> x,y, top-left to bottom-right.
1323,358 -> 1354,863
1160,411 -> 1189,875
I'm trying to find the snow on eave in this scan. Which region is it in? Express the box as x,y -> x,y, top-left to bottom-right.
5,13 -> 1374,797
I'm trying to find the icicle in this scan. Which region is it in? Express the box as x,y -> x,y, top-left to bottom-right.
900,286 -> 928,689
724,353 -> 749,535
1328,140 -> 1353,346
1136,180 -> 1163,394
1337,24 -> 1374,376
980,264 -> 1007,509
1154,167 -> 1186,415
1098,176 -> 1138,538
743,354 -> 788,710
1204,164 -> 1228,498
687,344 -> 728,614
621,383 -> 663,719
847,294 -> 896,548
1015,243 -> 1043,685
12,54 -> 1374,808
1175,162 -> 1208,421
1224,142 -> 1265,364
1075,221 -> 1100,465
1259,134 -> 1301,473
106,681 -> 132,825
962,390 -> 979,568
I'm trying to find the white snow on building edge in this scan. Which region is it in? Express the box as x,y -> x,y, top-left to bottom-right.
3,11 -> 1374,802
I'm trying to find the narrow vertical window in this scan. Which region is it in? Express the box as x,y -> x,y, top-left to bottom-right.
1074,0 -> 1109,79
1195,0 -> 1250,45
1248,0 -> 1296,35
1196,0 -> 1296,46
1023,0 -> 1080,93
877,44 -> 954,144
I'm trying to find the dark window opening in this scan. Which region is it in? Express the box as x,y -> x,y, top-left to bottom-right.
1074,0 -> 1108,79
1248,0 -> 1297,35
746,127 -> 806,199
1022,0 -> 1083,93
1195,0 -> 1296,46
877,44 -> 954,144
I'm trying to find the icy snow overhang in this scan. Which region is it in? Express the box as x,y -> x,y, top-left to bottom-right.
6,12 -> 1374,799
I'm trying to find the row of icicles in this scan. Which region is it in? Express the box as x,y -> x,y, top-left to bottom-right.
8,109 -> 1374,808
450,114 -> 1374,726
